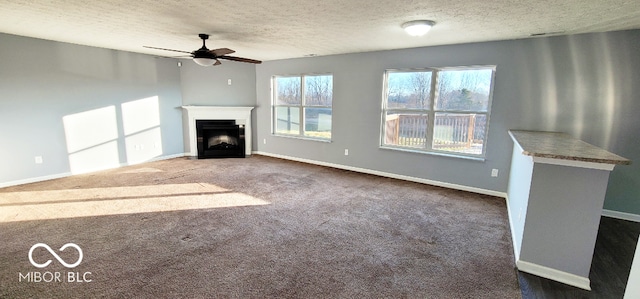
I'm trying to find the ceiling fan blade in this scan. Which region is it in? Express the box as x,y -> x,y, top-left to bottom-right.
143,46 -> 192,54
218,55 -> 262,64
214,59 -> 222,66
210,48 -> 235,56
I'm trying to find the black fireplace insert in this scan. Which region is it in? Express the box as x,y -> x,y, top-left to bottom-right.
196,120 -> 245,159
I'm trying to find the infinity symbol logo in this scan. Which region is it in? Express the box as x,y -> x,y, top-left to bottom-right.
28,243 -> 83,268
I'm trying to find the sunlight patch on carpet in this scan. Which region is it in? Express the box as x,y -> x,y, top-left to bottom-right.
119,167 -> 164,174
0,183 -> 270,222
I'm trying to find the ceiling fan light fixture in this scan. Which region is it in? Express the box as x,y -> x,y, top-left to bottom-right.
144,34 -> 261,67
193,57 -> 216,66
402,20 -> 436,36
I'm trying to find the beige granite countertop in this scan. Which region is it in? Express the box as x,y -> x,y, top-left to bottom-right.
508,130 -> 631,165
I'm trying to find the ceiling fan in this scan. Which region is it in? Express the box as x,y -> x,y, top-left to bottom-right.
144,34 -> 262,66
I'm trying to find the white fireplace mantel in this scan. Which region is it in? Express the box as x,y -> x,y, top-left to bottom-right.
181,106 -> 254,156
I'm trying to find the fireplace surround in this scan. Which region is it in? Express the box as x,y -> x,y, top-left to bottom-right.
181,106 -> 254,157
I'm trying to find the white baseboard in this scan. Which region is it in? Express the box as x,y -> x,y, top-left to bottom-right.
0,153 -> 186,189
252,151 -> 507,198
0,172 -> 73,189
122,153 -> 187,167
602,209 -> 640,223
516,260 -> 591,290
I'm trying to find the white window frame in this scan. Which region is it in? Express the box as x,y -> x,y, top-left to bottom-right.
380,66 -> 496,159
272,73 -> 333,141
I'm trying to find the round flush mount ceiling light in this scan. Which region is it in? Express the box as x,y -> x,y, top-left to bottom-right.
402,20 -> 436,36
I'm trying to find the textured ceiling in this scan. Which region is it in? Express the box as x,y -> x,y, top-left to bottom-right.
0,0 -> 639,62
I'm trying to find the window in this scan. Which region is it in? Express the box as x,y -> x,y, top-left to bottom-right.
381,66 -> 495,158
273,74 -> 333,140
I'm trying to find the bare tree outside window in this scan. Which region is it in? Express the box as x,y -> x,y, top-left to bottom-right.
410,72 -> 432,109
387,71 -> 432,109
436,69 -> 492,111
273,74 -> 333,140
276,77 -> 301,105
382,67 -> 495,157
305,75 -> 333,106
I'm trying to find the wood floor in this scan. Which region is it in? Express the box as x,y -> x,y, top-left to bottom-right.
518,216 -> 640,298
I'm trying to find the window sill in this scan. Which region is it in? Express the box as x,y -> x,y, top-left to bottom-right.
272,134 -> 332,143
379,145 -> 486,161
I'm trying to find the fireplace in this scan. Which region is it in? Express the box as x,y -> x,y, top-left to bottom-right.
196,120 -> 245,158
181,106 -> 254,157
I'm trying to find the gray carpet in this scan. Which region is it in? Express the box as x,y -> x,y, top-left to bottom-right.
0,155 -> 520,298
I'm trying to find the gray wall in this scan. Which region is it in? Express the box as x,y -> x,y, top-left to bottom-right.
1,30 -> 638,215
180,59 -> 256,106
255,30 -> 640,215
0,33 -> 184,185
520,163 -> 610,278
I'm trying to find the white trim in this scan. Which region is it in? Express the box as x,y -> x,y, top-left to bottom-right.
271,134 -> 332,143
0,153 -> 186,189
624,239 -> 640,299
181,106 -> 254,156
379,145 -> 486,161
504,195 -> 520,261
0,172 -> 73,189
602,209 -> 640,222
253,151 -> 507,198
532,156 -> 615,171
123,153 -> 186,166
516,260 -> 591,290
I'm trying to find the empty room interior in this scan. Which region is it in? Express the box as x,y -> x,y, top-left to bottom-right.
1,1 -> 639,298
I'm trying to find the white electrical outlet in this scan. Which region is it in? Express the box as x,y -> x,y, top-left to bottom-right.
227,79 -> 232,85
344,149 -> 349,156
491,169 -> 499,177
263,138 -> 267,145
35,156 -> 43,164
